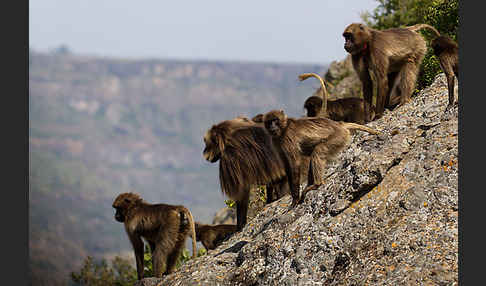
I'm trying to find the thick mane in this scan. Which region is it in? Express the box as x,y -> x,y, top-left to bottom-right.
218,126 -> 285,200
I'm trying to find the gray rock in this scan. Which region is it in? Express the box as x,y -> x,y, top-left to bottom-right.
324,55 -> 362,100
212,207 -> 236,225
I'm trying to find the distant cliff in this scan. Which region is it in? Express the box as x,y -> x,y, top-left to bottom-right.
28,50 -> 328,286
136,73 -> 458,286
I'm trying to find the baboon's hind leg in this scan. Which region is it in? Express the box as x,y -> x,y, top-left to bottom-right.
165,236 -> 186,275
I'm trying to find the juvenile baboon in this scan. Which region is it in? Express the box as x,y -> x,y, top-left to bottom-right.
406,24 -> 459,108
112,192 -> 197,279
343,23 -> 430,120
195,222 -> 237,250
262,110 -> 379,207
299,73 -> 366,124
203,117 -> 287,230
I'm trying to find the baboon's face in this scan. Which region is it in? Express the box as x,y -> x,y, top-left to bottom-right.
263,110 -> 286,138
203,117 -> 254,163
113,207 -> 125,222
343,23 -> 370,55
112,193 -> 140,223
203,130 -> 221,163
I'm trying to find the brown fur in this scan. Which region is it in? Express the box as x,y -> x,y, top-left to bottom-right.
432,36 -> 459,107
249,114 -> 291,200
251,113 -> 264,123
406,25 -> 459,107
203,117 -> 287,230
299,73 -> 366,124
262,110 -> 379,207
195,223 -> 237,250
112,192 -> 197,279
343,23 -> 428,120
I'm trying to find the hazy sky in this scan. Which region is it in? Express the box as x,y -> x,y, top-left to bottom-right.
29,0 -> 378,64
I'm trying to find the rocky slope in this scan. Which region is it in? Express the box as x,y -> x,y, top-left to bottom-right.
135,73 -> 458,286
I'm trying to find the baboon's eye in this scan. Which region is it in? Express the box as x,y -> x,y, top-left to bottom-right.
124,198 -> 131,203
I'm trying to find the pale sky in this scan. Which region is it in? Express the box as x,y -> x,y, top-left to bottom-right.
29,0 -> 378,64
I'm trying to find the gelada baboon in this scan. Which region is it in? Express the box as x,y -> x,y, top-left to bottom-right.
249,113 -> 291,200
262,110 -> 379,207
112,192 -> 197,279
432,36 -> 458,107
343,23 -> 431,121
203,117 -> 287,230
195,222 -> 237,250
299,73 -> 366,124
407,24 -> 459,108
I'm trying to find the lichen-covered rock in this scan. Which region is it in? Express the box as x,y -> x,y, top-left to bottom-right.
324,55 -> 362,100
137,73 -> 458,286
211,186 -> 268,225
212,207 -> 236,225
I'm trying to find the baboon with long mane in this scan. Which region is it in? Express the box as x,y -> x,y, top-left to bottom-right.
234,115 -> 290,202
299,73 -> 366,124
112,192 -> 197,279
342,23 -> 433,120
195,222 -> 237,250
262,110 -> 379,207
203,117 -> 287,230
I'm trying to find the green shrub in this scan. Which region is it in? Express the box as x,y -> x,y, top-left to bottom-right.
70,256 -> 136,286
71,244 -> 206,285
224,199 -> 236,208
361,0 -> 458,92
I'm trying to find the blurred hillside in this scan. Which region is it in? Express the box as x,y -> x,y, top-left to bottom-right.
28,49 -> 328,285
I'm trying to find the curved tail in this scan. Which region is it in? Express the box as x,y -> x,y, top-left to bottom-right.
341,122 -> 379,135
406,24 -> 441,38
184,208 -> 197,258
298,73 -> 329,116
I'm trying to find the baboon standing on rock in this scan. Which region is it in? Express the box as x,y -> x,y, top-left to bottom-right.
195,222 -> 237,250
112,193 -> 197,279
406,24 -> 459,108
262,110 -> 379,207
407,24 -> 459,108
203,117 -> 287,231
343,23 -> 430,120
432,35 -> 458,107
230,115 -> 290,203
299,73 -> 366,124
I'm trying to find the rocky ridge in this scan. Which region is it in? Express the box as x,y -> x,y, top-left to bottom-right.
136,73 -> 458,286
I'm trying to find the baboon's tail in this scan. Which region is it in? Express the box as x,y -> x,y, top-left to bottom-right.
341,122 -> 379,135
298,73 -> 334,88
184,208 -> 197,259
298,73 -> 331,115
406,24 -> 441,38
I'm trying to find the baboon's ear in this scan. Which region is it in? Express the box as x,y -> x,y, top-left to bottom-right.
359,24 -> 364,30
